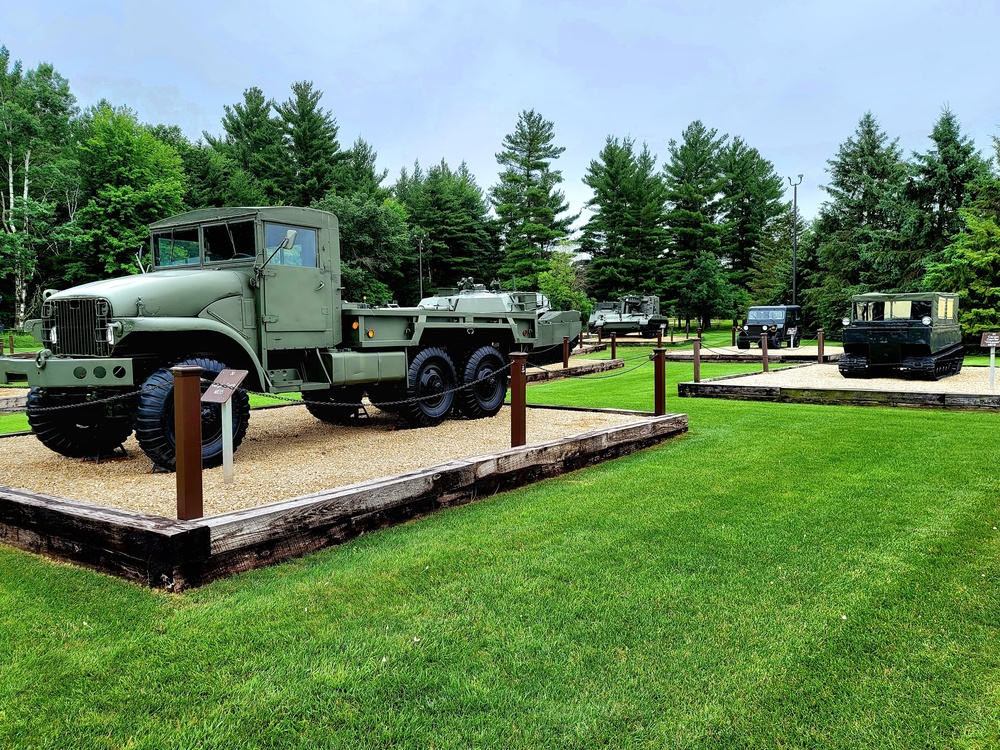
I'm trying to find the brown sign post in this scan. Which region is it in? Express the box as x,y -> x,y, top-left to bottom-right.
509,353 -> 527,448
202,369 -> 249,485
172,365 -> 204,520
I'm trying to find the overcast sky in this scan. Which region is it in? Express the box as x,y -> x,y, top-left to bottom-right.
3,0 -> 998,223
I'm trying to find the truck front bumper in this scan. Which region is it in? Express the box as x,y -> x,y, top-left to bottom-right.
0,352 -> 136,388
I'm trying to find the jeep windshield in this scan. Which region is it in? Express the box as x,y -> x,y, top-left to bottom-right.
747,309 -> 785,324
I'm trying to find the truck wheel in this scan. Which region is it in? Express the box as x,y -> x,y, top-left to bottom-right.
456,345 -> 507,419
305,386 -> 364,425
400,347 -> 456,427
134,357 -> 250,471
27,388 -> 135,459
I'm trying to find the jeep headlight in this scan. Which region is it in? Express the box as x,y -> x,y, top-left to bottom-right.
742,324 -> 749,331
921,316 -> 931,326
842,317 -> 850,327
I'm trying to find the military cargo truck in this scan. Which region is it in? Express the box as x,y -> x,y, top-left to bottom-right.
0,207 -> 581,470
587,295 -> 667,337
736,305 -> 802,349
839,291 -> 962,379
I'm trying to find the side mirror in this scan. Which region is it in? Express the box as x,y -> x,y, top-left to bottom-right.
258,229 -> 299,271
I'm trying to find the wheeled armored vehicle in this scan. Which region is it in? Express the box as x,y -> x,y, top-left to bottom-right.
0,207 -> 581,470
736,305 -> 802,349
587,295 -> 668,337
839,292 -> 963,379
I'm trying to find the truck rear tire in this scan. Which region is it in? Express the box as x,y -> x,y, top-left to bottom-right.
400,347 -> 456,427
456,345 -> 507,419
27,388 -> 135,459
134,357 -> 250,471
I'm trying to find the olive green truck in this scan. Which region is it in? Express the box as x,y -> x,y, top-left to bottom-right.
0,207 -> 581,470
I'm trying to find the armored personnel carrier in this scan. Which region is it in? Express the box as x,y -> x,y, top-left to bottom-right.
736,305 -> 802,349
839,292 -> 963,379
587,295 -> 668,337
0,207 -> 581,470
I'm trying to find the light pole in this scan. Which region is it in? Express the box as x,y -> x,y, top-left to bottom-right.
788,174 -> 803,306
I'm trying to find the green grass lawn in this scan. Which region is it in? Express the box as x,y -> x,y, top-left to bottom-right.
1,354 -> 999,748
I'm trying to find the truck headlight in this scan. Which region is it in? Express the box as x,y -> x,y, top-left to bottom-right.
842,318 -> 850,327
921,316 -> 931,325
49,326 -> 58,344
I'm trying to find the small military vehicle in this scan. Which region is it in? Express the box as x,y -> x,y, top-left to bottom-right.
587,295 -> 668,337
0,207 -> 581,470
736,305 -> 802,349
839,291 -> 963,379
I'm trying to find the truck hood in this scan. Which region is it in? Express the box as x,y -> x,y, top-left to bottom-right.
47,270 -> 251,318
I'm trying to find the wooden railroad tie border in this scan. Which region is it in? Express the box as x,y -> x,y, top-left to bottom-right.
0,410 -> 688,591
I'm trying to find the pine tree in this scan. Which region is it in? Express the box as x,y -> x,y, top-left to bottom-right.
274,81 -> 344,206
923,140 -> 1000,340
490,109 -> 576,289
907,107 -> 988,274
581,137 -> 668,299
809,112 -> 909,328
717,137 -> 785,292
204,86 -> 288,203
661,120 -> 728,323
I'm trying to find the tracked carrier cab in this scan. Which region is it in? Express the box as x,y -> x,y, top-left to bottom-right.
737,305 -> 802,349
839,292 -> 963,379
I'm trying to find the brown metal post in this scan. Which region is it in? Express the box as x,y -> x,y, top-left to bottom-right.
657,326 -> 663,347
732,326 -> 737,346
697,327 -> 703,340
670,327 -> 674,343
7,332 -> 12,354
761,332 -> 770,372
597,326 -> 603,344
693,340 -> 701,383
653,348 -> 666,415
562,336 -> 569,369
172,365 -> 204,520
510,352 -> 527,448
611,332 -> 617,360
817,328 -> 825,362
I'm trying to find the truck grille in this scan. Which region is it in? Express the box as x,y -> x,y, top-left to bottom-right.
42,297 -> 113,356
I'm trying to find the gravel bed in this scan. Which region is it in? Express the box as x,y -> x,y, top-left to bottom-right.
0,405 -> 642,518
706,363 -> 999,393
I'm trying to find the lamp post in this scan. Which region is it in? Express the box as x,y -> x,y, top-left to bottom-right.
788,174 -> 803,306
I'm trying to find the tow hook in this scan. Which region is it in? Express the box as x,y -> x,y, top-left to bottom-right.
34,348 -> 52,369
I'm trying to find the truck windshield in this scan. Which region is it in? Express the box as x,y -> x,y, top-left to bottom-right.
152,228 -> 200,267
747,309 -> 785,323
204,221 -> 255,262
853,300 -> 933,321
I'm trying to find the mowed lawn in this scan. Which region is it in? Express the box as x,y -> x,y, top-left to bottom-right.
1,356 -> 999,748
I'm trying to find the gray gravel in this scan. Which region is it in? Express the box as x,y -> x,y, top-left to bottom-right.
0,404 -> 641,518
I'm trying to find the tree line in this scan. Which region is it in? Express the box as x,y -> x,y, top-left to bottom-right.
1,43 -> 998,340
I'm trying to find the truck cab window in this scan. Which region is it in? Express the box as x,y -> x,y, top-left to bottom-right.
265,223 -> 318,267
152,228 -> 200,267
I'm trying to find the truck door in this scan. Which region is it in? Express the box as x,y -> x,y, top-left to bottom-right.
260,221 -> 335,349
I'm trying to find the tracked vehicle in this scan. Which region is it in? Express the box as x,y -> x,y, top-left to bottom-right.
839,292 -> 963,379
0,207 -> 581,470
587,295 -> 668,337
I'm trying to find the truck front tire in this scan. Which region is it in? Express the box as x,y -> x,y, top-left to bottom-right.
134,357 -> 250,471
27,388 -> 135,459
